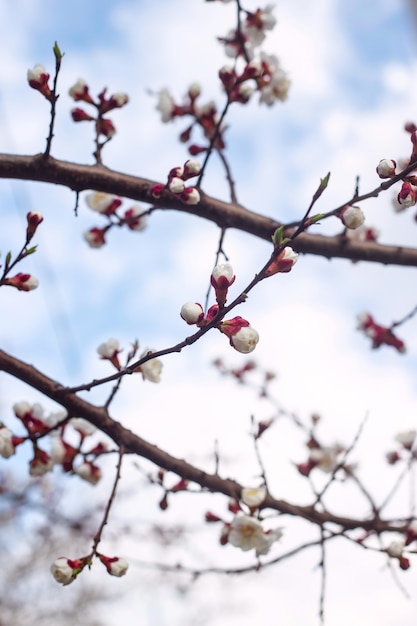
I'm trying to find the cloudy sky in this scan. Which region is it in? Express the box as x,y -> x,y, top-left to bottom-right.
1,1 -> 417,624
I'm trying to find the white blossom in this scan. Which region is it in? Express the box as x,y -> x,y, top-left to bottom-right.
156,88 -> 176,122
241,486 -> 267,508
0,427 -> 15,459
387,539 -> 405,558
139,349 -> 163,383
97,338 -> 120,359
71,417 -> 96,436
228,514 -> 282,557
86,191 -> 119,214
75,462 -> 102,485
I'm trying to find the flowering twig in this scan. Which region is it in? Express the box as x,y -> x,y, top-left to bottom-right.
44,42 -> 63,158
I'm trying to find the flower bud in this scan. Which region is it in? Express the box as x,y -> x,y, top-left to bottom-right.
387,540 -> 405,558
265,246 -> 298,276
97,338 -> 121,370
180,187 -> 200,205
168,177 -> 185,194
71,107 -> 94,122
230,326 -> 260,353
29,448 -> 53,476
51,557 -> 85,585
26,211 -> 43,240
69,79 -> 94,103
376,159 -> 396,179
75,461 -> 102,485
151,183 -> 164,198
136,349 -> 163,383
4,273 -> 39,291
97,118 -> 116,138
86,191 -> 122,215
84,227 -> 107,248
340,205 -> 365,230
180,302 -> 204,325
124,205 -> 147,231
27,64 -> 51,99
220,317 -> 260,353
0,426 -> 16,459
183,159 -> 201,178
211,262 -> 235,307
397,181 -> 417,208
98,554 -> 129,577
395,430 -> 416,450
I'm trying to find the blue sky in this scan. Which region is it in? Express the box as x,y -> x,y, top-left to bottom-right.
1,1 -> 417,624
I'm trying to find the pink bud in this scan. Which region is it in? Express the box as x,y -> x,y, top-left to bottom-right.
397,181 -> 417,208
98,554 -> 129,577
265,246 -> 298,276
97,118 -> 116,138
4,273 -> 39,291
71,107 -> 94,122
26,211 -> 43,240
84,227 -> 107,248
151,184 -> 164,198
69,79 -> 94,104
180,187 -> 200,205
27,64 -> 51,99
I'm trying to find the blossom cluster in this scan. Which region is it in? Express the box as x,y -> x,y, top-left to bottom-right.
357,312 -> 406,353
97,338 -> 162,383
205,485 -> 282,557
69,78 -> 128,139
155,5 -> 289,154
156,84 -> 227,154
51,553 -> 129,586
385,520 -> 417,570
0,402 -> 106,485
218,5 -> 290,106
296,436 -> 351,477
151,159 -> 201,205
180,262 -> 259,354
83,191 -> 148,248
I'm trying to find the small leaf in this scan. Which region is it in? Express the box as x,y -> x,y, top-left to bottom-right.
5,251 -> 12,270
308,213 -> 325,225
53,41 -> 64,62
320,172 -> 331,191
273,225 -> 285,245
24,245 -> 38,256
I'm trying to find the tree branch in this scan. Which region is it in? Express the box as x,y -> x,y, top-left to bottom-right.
1,153 -> 417,266
0,347 -> 410,534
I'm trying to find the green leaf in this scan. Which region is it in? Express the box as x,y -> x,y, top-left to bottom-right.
5,251 -> 12,270
53,41 -> 64,62
319,172 -> 331,191
308,213 -> 325,225
273,225 -> 285,245
24,245 -> 38,256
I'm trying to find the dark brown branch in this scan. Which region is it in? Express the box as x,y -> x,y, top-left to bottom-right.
0,347 -> 410,534
1,153 -> 417,266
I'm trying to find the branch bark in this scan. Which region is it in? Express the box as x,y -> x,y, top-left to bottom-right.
0,347 -> 408,535
2,152 -> 417,267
